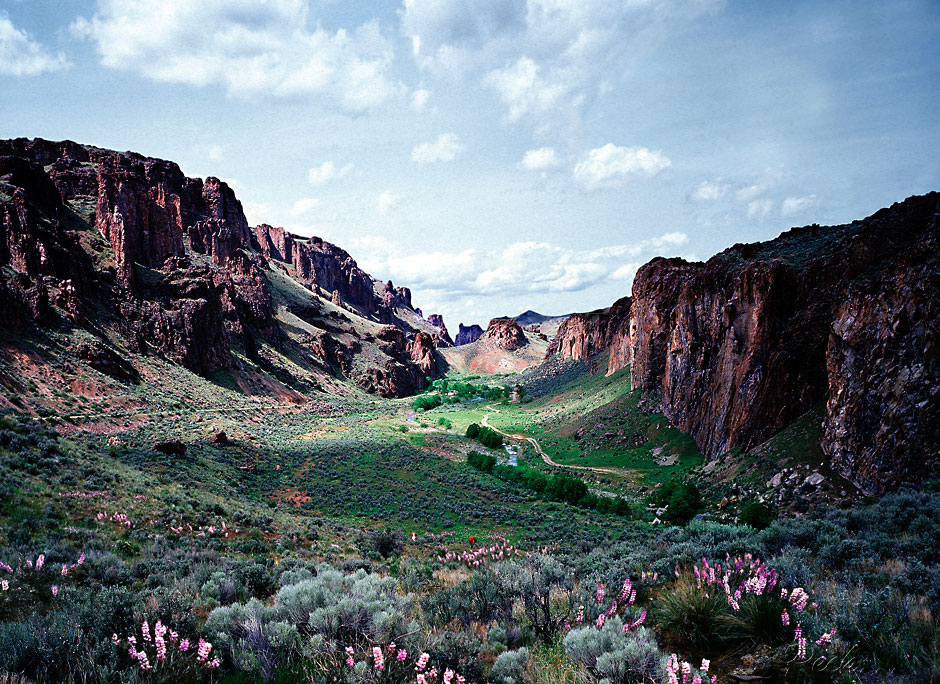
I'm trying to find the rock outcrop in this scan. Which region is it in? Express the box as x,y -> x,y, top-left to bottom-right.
483,317 -> 527,351
545,296 -> 631,374
628,193 -> 940,491
427,314 -> 454,347
408,331 -> 439,378
0,138 -> 433,395
455,323 -> 484,346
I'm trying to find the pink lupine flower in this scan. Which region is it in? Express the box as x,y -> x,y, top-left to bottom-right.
197,638 -> 212,662
444,668 -> 455,684
790,587 -> 810,611
373,646 -> 385,670
51,585 -> 58,598
416,652 -> 430,672
112,633 -> 120,645
77,552 -> 84,565
156,636 -> 167,660
138,650 -> 151,671
417,675 -> 428,684
693,677 -> 702,684
61,564 -> 68,577
398,649 -> 408,661
141,621 -> 151,642
781,609 -> 790,626
816,628 -> 836,646
1,580 -> 8,591
576,605 -> 584,624
180,638 -> 190,651
596,584 -> 605,604
346,657 -> 355,668
208,656 -> 221,668
35,555 -> 45,571
700,659 -> 710,673
456,675 -> 465,684
595,613 -> 606,629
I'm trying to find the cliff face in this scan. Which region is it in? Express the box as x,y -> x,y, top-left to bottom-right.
0,138 -> 435,394
483,317 -> 527,351
455,323 -> 483,346
628,193 -> 939,491
545,296 -> 631,374
427,314 -> 454,347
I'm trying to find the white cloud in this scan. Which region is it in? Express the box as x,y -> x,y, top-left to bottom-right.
747,199 -> 773,219
520,147 -> 559,170
410,88 -> 430,111
402,0 -> 722,127
781,194 -> 818,216
411,133 -> 463,164
71,0 -> 403,111
736,183 -> 766,203
207,145 -> 224,162
377,190 -> 403,215
308,160 -> 353,186
0,14 -> 69,76
352,231 -> 690,298
691,180 -> 729,201
484,56 -> 568,123
573,144 -> 670,190
289,197 -> 321,217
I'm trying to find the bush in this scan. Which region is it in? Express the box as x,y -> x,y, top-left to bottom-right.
413,395 -> 443,411
564,619 -> 666,684
740,501 -> 775,530
422,568 -> 516,627
652,577 -> 733,650
489,647 -> 529,684
467,451 -> 497,474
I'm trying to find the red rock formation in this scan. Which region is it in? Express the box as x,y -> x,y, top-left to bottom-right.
483,317 -> 527,351
630,193 -> 940,490
408,331 -> 439,377
253,224 -> 375,310
427,313 -> 454,347
455,323 -> 484,346
545,296 -> 631,374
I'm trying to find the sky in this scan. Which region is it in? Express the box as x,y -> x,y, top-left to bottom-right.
1,0 -> 939,328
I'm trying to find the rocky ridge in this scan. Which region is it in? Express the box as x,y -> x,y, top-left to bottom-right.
0,138 -> 437,397
546,193 -> 940,492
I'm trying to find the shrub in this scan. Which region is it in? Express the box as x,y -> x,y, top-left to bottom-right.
740,501 -> 775,530
489,647 -> 530,684
422,568 -> 516,627
564,619 -> 666,684
652,576 -> 733,650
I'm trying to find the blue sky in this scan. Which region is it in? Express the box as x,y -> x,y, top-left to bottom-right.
2,0 -> 938,328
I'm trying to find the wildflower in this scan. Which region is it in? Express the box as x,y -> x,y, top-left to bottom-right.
781,609 -> 790,626
700,659 -> 710,673
398,649 -> 408,661
816,629 -> 836,646
576,604 -> 584,625
52,585 -> 58,598
142,621 -> 151,642
208,656 -> 221,668
416,652 -> 430,672
156,636 -> 167,661
1,580 -> 8,591
112,633 -> 120,645
417,676 -> 428,684
61,564 -> 68,577
197,638 -> 213,662
138,650 -> 151,671
35,554 -> 45,571
444,668 -> 455,684
595,613 -> 606,629
373,646 -> 385,670
789,587 -> 810,612
180,638 -> 190,651
596,584 -> 605,604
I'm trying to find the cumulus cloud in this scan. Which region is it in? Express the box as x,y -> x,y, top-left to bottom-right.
781,194 -> 818,216
520,147 -> 559,170
0,14 -> 69,76
289,197 -> 321,217
484,56 -> 570,123
573,144 -> 670,190
747,199 -> 773,219
691,180 -> 729,201
411,133 -> 463,164
351,231 -> 689,299
376,190 -> 403,215
410,88 -> 430,111
308,161 -> 353,186
70,0 -> 402,110
402,0 -> 722,127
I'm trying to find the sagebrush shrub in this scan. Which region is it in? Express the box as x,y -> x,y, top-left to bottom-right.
563,619 -> 665,684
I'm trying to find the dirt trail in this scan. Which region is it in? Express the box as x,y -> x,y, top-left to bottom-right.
480,405 -> 636,477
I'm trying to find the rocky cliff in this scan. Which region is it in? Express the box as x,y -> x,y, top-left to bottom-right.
454,323 -> 484,346
628,193 -> 939,492
545,296 -> 631,374
483,317 -> 527,351
427,314 -> 454,347
0,138 -> 434,396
